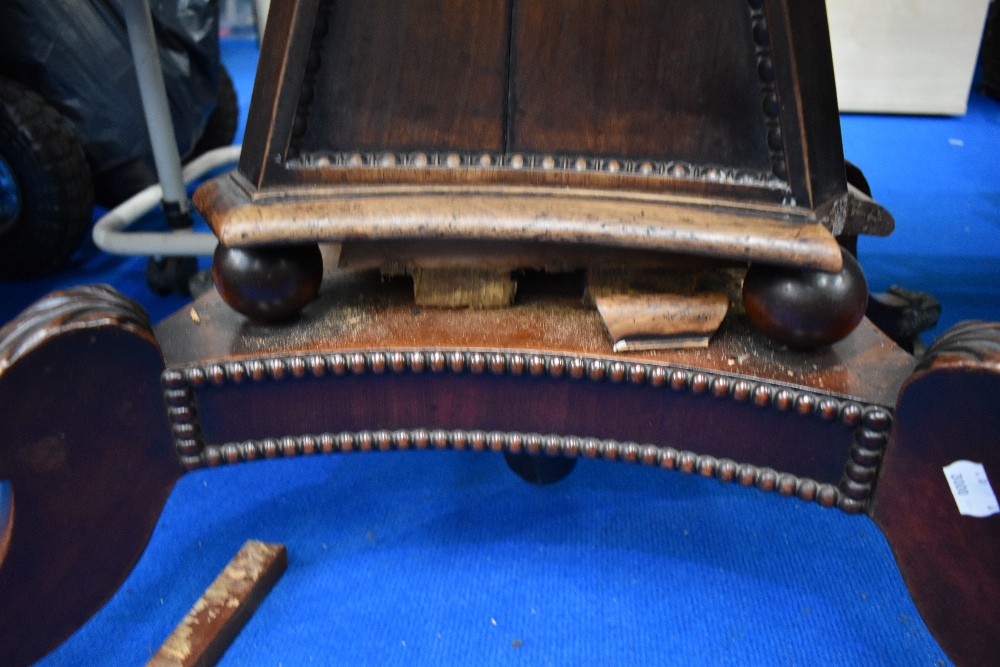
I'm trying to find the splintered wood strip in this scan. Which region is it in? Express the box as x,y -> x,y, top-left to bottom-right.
147,541 -> 287,667
596,292 -> 729,352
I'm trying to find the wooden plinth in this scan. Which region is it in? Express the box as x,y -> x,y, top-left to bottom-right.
156,270 -> 912,514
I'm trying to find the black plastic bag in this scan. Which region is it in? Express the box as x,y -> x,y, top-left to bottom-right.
0,0 -> 220,205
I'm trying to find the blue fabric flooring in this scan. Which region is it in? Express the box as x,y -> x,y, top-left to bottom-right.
4,37 -> 998,666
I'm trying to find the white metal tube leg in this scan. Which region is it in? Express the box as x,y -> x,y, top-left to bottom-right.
121,0 -> 189,224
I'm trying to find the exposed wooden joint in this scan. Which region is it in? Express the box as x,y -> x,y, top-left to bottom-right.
585,267 -> 705,303
413,268 -> 516,308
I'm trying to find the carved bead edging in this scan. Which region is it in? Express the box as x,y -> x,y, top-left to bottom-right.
287,150 -> 789,192
162,368 -> 206,469
190,428 -> 848,511
165,349 -> 869,425
287,0 -> 332,157
747,0 -> 789,184
163,348 -> 891,512
836,407 -> 893,513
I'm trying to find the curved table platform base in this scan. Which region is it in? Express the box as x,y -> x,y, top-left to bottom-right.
0,281 -> 997,666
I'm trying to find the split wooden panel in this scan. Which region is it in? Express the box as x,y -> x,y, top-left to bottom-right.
595,292 -> 730,352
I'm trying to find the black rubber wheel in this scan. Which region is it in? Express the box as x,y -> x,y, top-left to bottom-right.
190,64 -> 238,158
0,77 -> 93,280
147,256 -> 199,297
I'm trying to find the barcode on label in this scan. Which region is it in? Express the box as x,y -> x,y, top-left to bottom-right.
943,461 -> 1000,518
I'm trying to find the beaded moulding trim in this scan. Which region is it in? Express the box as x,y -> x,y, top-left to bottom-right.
747,0 -> 788,182
161,349 -> 893,515
284,150 -> 791,193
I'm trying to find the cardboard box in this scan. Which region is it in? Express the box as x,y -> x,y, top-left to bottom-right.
827,0 -> 991,115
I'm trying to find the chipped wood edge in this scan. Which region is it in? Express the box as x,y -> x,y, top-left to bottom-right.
194,174 -> 844,272
596,292 -> 730,350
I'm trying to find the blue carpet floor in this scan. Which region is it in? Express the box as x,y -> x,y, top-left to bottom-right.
5,37 -> 998,666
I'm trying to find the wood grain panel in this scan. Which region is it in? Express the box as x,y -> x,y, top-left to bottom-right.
509,0 -> 772,170
0,287 -> 181,667
301,0 -> 511,153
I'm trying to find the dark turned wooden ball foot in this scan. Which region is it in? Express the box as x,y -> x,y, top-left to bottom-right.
503,451 -> 578,485
742,248 -> 868,349
213,243 -> 323,322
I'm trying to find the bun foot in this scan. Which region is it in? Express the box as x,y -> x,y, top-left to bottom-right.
213,243 -> 323,322
504,451 -> 578,485
743,248 -> 868,349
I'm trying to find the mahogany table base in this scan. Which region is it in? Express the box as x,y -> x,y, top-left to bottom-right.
0,278 -> 997,666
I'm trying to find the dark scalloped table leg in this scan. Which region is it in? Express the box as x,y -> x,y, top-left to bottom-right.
0,286 -> 182,667
871,321 -> 1000,667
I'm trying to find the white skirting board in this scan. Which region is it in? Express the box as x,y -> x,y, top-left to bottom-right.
827,0 -> 992,115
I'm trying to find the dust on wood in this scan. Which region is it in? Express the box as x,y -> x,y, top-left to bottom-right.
146,540 -> 287,667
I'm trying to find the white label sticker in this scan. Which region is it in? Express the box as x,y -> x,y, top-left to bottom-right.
943,461 -> 1000,518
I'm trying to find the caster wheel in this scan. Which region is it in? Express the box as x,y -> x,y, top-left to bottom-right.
0,76 -> 93,279
213,243 -> 323,321
743,248 -> 868,349
146,256 -> 199,296
504,451 -> 578,485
